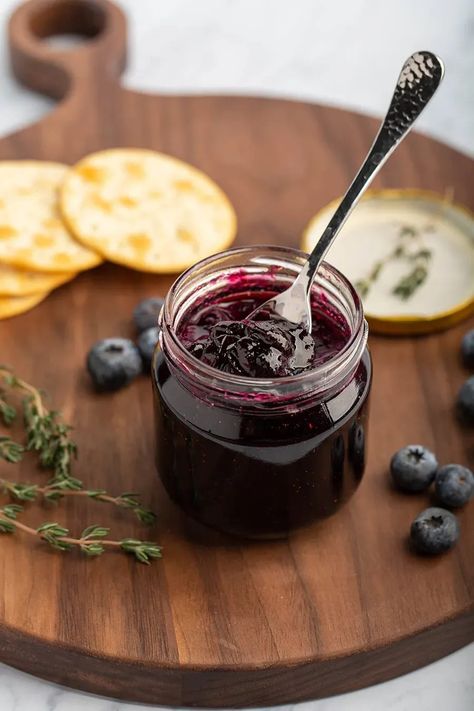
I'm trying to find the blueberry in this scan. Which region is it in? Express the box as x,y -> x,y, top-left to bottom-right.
133,297 -> 164,333
390,445 -> 438,492
461,329 -> 474,369
137,326 -> 160,369
457,376 -> 474,425
87,338 -> 142,391
435,464 -> 474,508
410,507 -> 459,555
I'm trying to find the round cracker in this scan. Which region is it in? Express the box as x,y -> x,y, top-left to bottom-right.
0,161 -> 102,273
60,148 -> 237,273
0,291 -> 49,320
0,262 -> 76,296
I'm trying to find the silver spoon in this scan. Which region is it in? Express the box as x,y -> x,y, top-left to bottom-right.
249,51 -> 444,344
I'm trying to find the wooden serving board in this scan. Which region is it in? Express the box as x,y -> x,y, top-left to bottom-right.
0,0 -> 473,707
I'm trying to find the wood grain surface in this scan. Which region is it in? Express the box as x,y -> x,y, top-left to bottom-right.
0,0 -> 473,707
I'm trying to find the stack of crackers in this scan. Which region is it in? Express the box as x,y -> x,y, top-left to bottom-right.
0,149 -> 237,319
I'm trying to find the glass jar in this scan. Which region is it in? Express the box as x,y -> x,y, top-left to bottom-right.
152,246 -> 371,539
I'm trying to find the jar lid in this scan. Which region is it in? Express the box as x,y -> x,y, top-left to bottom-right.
302,189 -> 474,335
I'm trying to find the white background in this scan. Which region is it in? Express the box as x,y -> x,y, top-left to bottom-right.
1,0 -> 473,155
0,1 -> 473,710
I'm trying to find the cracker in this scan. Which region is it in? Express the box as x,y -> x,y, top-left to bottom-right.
0,291 -> 49,320
60,149 -> 237,273
0,262 -> 76,296
0,162 -> 102,273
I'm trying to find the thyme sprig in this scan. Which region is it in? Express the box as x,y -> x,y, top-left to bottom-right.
0,504 -> 161,563
0,436 -> 23,463
0,367 -> 160,563
0,478 -> 157,525
0,367 -> 155,524
356,244 -> 405,297
14,375 -> 79,485
355,223 -> 433,301
392,263 -> 430,300
0,397 -> 16,425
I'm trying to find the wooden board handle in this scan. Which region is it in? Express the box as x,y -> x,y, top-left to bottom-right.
8,0 -> 127,100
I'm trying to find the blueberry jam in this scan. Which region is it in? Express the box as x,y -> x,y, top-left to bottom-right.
153,258 -> 371,539
178,285 -> 348,378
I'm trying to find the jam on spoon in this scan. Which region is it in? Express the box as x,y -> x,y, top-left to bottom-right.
188,318 -> 315,377
179,285 -> 348,378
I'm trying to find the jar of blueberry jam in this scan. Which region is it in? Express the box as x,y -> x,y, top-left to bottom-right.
152,246 -> 371,539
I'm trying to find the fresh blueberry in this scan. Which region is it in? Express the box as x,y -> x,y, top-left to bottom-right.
457,376 -> 474,425
87,338 -> 142,391
390,445 -> 438,492
410,507 -> 459,555
435,464 -> 474,508
461,329 -> 474,369
133,297 -> 164,333
137,326 -> 160,369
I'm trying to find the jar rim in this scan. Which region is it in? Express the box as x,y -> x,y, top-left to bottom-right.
160,245 -> 368,401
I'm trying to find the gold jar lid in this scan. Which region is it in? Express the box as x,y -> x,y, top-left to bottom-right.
302,189 -> 474,335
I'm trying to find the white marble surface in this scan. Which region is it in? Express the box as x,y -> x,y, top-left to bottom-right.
0,0 -> 473,709
1,0 -> 473,155
0,643 -> 473,711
